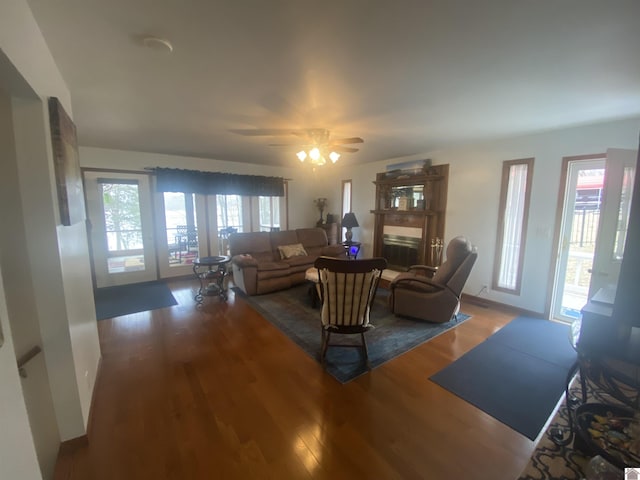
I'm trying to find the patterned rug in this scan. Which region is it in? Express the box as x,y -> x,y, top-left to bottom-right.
518,376 -> 627,479
234,284 -> 470,383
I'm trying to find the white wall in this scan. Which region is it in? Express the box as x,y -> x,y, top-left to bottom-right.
333,117 -> 640,314
0,2 -> 102,477
0,265 -> 43,480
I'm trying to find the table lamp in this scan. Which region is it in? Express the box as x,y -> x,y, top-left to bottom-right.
342,212 -> 359,243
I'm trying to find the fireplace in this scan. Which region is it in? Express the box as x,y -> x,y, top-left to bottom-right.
383,234 -> 421,270
372,165 -> 449,269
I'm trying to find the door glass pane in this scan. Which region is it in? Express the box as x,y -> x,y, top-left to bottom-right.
613,166 -> 635,261
561,167 -> 603,319
217,195 -> 243,232
259,196 -> 280,232
101,182 -> 145,274
163,192 -> 198,266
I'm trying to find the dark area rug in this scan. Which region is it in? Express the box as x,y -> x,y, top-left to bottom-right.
430,316 -> 577,440
233,284 -> 470,383
94,281 -> 178,320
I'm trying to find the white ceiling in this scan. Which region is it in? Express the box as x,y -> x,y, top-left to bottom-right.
27,0 -> 640,168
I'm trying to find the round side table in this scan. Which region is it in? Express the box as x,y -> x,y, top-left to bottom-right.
193,256 -> 231,304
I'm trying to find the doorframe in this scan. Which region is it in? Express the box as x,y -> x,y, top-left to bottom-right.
545,153 -> 605,319
82,168 -> 160,287
82,167 -> 152,287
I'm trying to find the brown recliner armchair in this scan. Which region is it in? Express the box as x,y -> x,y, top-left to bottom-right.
389,236 -> 477,323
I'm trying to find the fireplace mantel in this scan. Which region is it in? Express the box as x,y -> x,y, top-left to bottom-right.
371,165 -> 448,268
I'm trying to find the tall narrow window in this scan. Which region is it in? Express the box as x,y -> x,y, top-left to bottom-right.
341,180 -> 352,242
493,158 -> 534,294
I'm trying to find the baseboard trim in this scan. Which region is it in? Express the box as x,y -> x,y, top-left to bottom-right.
461,293 -> 545,319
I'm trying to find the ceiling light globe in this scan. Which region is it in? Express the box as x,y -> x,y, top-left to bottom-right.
296,151 -> 307,162
329,151 -> 340,163
309,147 -> 321,161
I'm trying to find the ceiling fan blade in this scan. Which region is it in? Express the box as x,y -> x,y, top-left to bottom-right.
229,128 -> 301,136
268,143 -> 310,147
330,137 -> 364,145
331,146 -> 360,153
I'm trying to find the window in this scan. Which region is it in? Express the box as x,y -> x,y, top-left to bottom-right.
217,195 -> 243,233
163,192 -> 198,266
613,166 -> 635,260
341,179 -> 352,241
493,158 -> 534,294
258,196 -> 281,232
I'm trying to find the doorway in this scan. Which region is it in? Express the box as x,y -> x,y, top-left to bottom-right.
552,149 -> 637,322
84,171 -> 158,287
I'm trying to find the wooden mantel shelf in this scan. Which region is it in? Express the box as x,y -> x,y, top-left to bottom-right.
370,209 -> 438,216
372,174 -> 445,186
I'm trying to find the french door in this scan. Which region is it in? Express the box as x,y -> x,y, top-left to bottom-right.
588,148 -> 637,297
84,171 -> 157,287
155,191 -> 210,278
552,149 -> 636,321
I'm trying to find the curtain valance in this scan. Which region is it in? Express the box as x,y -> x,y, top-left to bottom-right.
152,167 -> 285,197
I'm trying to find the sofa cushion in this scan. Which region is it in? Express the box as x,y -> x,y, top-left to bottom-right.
277,243 -> 308,259
282,255 -> 315,268
305,245 -> 324,258
296,228 -> 329,248
256,261 -> 291,281
249,251 -> 274,263
229,231 -> 272,257
270,230 -> 299,255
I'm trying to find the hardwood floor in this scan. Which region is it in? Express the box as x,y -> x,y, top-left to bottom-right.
55,278 -> 540,479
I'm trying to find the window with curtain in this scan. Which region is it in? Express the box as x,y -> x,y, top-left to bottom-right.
258,196 -> 281,231
493,158 -> 534,294
217,195 -> 243,233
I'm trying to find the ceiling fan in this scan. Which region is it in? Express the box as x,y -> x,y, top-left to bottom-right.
230,128 -> 364,165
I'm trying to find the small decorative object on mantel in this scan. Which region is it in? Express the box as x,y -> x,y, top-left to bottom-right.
398,196 -> 411,211
384,159 -> 432,178
314,197 -> 328,226
431,237 -> 444,266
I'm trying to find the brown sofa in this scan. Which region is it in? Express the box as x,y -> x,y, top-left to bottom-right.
229,228 -> 346,295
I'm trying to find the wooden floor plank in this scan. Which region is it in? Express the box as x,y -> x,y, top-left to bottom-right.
55,278 -> 541,479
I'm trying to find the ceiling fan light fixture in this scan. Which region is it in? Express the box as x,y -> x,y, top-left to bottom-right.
329,151 -> 340,163
296,150 -> 307,162
309,147 -> 321,161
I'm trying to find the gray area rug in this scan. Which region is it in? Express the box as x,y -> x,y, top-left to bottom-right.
233,284 -> 470,383
94,281 -> 178,320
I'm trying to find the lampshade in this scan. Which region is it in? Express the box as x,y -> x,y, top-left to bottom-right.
342,212 -> 359,228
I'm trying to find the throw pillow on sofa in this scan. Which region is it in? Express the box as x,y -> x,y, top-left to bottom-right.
277,243 -> 308,259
